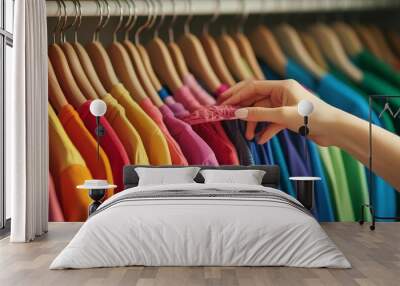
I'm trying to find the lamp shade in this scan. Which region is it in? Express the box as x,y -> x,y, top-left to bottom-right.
297,99 -> 314,116
90,99 -> 107,117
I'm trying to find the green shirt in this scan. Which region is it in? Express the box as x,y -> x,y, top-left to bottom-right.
318,146 -> 355,221
352,49 -> 400,89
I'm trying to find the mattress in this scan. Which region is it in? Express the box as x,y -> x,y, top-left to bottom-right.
50,183 -> 350,269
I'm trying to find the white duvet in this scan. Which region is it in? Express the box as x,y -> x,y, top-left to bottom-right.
50,183 -> 350,269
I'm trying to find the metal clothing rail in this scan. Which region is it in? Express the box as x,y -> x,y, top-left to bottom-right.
46,0 -> 400,17
360,95 -> 400,231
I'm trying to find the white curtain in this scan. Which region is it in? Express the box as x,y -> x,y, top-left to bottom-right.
9,0 -> 48,242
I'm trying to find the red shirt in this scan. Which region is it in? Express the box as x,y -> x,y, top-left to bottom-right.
192,122 -> 239,165
79,100 -> 129,193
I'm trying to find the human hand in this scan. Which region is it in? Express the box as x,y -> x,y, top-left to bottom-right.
219,79 -> 343,146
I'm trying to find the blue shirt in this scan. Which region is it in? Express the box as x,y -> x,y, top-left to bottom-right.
260,60 -> 334,220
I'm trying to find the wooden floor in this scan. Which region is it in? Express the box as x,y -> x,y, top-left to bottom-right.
0,223 -> 400,286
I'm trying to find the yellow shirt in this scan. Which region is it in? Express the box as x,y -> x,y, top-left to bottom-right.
110,83 -> 171,165
49,104 -> 91,221
103,94 -> 149,165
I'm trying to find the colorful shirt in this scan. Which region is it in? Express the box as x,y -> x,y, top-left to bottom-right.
103,94 -> 149,165
110,83 -> 171,165
159,105 -> 218,165
79,100 -> 129,194
173,84 -> 239,165
49,104 -> 92,221
192,122 -> 239,165
58,104 -> 114,185
173,85 -> 202,112
139,98 -> 188,165
183,73 -> 216,106
48,172 -> 64,222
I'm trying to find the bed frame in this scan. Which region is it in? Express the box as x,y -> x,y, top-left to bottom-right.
123,165 -> 280,189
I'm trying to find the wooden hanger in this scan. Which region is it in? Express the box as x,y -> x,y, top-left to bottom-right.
175,0 -> 222,93
57,0 -> 99,101
201,33 -> 236,86
73,42 -> 108,97
62,0 -> 108,98
86,41 -> 120,92
354,24 -> 386,60
332,22 -> 363,56
84,0 -> 121,92
108,40 -> 148,102
137,44 -> 163,91
299,31 -> 328,70
275,24 -> 326,79
217,33 -> 253,81
178,32 -> 222,92
199,1 -> 236,86
48,43 -> 86,109
168,41 -> 190,80
48,59 -> 68,113
61,42 -> 98,100
146,37 -> 183,93
234,32 -> 265,80
368,25 -> 399,66
249,25 -> 287,77
310,24 -> 363,82
386,30 -> 400,58
231,0 -> 264,80
123,39 -> 164,107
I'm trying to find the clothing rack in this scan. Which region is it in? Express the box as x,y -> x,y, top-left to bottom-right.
46,0 -> 400,17
360,95 -> 400,231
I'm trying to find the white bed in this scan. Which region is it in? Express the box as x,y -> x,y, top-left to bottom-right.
50,166 -> 350,269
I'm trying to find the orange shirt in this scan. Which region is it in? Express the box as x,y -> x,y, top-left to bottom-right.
49,105 -> 91,221
103,94 -> 149,165
58,104 -> 114,189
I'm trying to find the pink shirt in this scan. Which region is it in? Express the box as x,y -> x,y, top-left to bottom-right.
181,105 -> 238,125
173,85 -> 202,112
159,105 -> 218,166
49,172 -> 65,222
139,98 -> 188,166
183,73 -> 216,106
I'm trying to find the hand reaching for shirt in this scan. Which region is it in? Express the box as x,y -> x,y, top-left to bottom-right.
219,79 -> 341,146
219,79 -> 400,190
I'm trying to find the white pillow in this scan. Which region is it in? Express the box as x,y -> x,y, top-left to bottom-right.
200,169 -> 266,185
136,167 -> 201,186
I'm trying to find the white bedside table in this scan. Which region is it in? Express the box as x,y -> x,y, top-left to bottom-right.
77,180 -> 117,215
